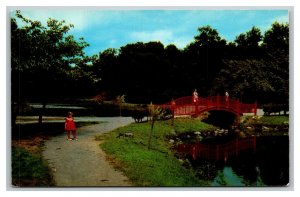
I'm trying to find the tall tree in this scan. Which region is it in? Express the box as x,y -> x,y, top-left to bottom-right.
263,22 -> 289,52
11,11 -> 89,125
234,26 -> 263,58
213,23 -> 289,104
184,25 -> 226,96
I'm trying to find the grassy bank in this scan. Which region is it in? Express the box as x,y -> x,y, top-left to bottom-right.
256,115 -> 289,125
99,118 -> 216,186
12,146 -> 54,187
242,115 -> 289,126
239,115 -> 289,137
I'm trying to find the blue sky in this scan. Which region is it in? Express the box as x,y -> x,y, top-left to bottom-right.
11,9 -> 289,56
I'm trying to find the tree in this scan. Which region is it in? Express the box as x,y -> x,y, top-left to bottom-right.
114,95 -> 126,117
194,26 -> 226,46
213,22 -> 289,105
234,26 -> 263,58
263,22 -> 289,52
213,56 -> 288,104
184,25 -> 226,95
147,103 -> 165,150
11,11 -> 89,125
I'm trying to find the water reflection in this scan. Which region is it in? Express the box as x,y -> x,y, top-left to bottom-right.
178,136 -> 289,186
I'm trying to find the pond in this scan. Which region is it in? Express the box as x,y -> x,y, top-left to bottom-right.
177,135 -> 289,186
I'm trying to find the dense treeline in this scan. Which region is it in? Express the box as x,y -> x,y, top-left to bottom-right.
92,24 -> 289,105
11,11 -> 289,114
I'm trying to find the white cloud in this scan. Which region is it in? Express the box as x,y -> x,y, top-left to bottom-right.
129,30 -> 192,48
130,30 -> 173,42
10,9 -> 108,31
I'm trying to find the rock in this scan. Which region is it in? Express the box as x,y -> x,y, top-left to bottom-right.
239,131 -> 246,138
194,131 -> 201,135
262,126 -> 270,131
214,130 -> 218,136
196,135 -> 203,141
169,139 -> 175,144
116,132 -> 134,138
170,129 -> 176,135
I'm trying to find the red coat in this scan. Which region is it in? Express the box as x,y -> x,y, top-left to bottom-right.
65,117 -> 76,130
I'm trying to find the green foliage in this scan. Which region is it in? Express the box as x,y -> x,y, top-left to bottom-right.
256,116 -> 289,126
99,118 -> 216,186
194,25 -> 226,46
11,10 -> 289,108
131,105 -> 149,123
263,22 -> 289,52
11,146 -> 53,186
11,10 -> 90,124
262,103 -> 289,115
114,95 -> 126,116
213,55 -> 288,104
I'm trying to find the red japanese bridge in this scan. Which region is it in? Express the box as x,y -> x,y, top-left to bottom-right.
156,95 -> 257,118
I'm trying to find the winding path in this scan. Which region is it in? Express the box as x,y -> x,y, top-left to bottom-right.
42,117 -> 134,187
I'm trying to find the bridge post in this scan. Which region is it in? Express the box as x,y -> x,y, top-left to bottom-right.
217,94 -> 220,110
171,99 -> 176,126
254,101 -> 257,116
196,101 -> 199,116
236,98 -> 240,115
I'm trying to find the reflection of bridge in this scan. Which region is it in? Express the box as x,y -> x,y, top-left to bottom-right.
156,96 -> 257,117
177,137 -> 257,161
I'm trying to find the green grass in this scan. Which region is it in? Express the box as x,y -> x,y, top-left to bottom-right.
11,146 -> 54,187
258,116 -> 289,125
100,118 -> 216,186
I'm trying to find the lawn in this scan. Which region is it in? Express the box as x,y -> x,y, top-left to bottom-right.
99,118 -> 217,186
258,115 -> 289,125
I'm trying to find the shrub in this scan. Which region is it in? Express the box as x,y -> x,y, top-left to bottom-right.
262,103 -> 289,115
131,106 -> 149,123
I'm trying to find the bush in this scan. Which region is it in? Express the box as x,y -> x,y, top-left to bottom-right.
131,105 -> 149,123
262,103 -> 289,115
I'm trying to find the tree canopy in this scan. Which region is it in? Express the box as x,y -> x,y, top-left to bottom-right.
11,11 -> 289,109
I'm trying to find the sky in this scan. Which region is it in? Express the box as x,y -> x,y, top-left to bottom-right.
10,8 -> 289,56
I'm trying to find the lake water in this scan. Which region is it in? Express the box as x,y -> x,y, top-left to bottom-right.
185,136 -> 289,186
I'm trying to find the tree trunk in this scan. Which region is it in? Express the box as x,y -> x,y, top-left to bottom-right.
147,119 -> 155,150
11,102 -> 18,130
38,101 -> 47,125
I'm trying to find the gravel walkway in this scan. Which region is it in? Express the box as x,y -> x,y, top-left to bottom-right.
42,117 -> 134,187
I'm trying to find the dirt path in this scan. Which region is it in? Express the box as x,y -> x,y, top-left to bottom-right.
42,117 -> 134,187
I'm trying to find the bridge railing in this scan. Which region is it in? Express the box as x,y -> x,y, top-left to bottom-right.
155,95 -> 257,116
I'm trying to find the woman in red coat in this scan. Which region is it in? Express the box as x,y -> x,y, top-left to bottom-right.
65,112 -> 77,141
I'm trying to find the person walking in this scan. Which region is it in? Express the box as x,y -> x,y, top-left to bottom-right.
65,112 -> 77,141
